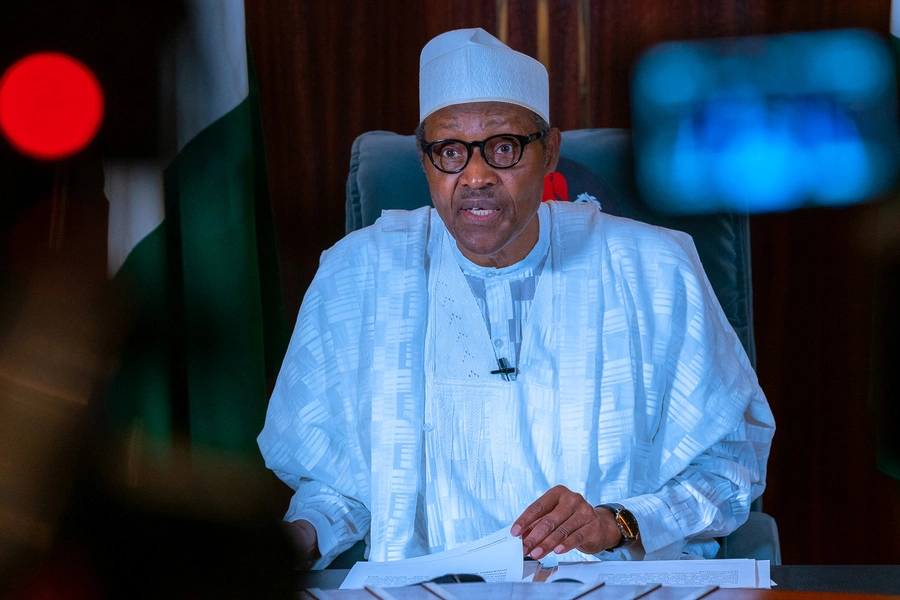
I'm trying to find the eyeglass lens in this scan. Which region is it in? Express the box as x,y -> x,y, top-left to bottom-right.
431,135 -> 523,172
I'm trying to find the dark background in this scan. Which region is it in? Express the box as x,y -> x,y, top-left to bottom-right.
243,0 -> 900,565
1,0 -> 898,578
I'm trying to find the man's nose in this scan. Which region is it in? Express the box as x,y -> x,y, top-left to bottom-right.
461,147 -> 498,187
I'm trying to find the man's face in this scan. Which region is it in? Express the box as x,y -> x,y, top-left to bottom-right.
423,102 -> 560,268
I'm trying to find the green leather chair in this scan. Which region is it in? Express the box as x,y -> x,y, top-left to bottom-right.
344,128 -> 780,565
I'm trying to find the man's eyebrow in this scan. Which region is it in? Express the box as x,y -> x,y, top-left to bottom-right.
435,118 -> 462,130
481,117 -> 510,128
435,116 -> 511,132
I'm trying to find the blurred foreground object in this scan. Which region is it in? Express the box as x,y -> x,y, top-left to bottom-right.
0,156 -> 293,596
0,151 -> 113,581
632,29 -> 900,214
0,52 -> 104,160
1,0 -> 290,594
0,0 -> 183,160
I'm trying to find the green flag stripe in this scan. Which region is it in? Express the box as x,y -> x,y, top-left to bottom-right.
165,96 -> 269,454
108,221 -> 173,445
108,53 -> 287,456
248,46 -> 289,379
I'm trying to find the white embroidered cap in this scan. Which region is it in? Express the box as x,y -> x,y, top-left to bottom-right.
419,28 -> 549,122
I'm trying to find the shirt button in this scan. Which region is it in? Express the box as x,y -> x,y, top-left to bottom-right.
494,339 -> 504,348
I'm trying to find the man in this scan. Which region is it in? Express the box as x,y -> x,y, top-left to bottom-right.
258,28 -> 775,570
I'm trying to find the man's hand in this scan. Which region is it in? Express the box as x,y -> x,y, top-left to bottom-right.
510,485 -> 622,559
282,519 -> 321,570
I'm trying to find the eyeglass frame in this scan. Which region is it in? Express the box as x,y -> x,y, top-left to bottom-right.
421,131 -> 544,174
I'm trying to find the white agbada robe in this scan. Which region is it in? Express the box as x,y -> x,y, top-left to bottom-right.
258,201 -> 775,569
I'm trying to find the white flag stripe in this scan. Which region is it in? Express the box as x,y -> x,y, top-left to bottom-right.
174,0 -> 249,152
106,0 -> 249,277
892,0 -> 900,37
105,161 -> 166,277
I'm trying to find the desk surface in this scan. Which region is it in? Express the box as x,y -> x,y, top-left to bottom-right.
298,565 -> 900,597
769,566 -> 900,595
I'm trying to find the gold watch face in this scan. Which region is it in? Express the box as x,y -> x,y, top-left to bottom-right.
616,510 -> 639,541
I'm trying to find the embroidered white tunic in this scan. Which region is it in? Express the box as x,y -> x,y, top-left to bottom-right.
258,201 -> 775,569
425,205 -> 552,554
454,203 -> 550,378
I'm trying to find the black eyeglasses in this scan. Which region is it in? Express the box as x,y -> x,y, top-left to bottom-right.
422,131 -> 544,174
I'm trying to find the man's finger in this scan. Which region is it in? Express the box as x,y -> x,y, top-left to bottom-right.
524,510 -> 593,558
556,507 -> 624,555
510,487 -> 564,536
521,513 -> 560,555
518,521 -> 537,541
550,521 -> 597,555
524,517 -> 570,558
521,496 -> 590,555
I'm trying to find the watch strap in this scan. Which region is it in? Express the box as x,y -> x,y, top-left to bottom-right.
598,502 -> 639,550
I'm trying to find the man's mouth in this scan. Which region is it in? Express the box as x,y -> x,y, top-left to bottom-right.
465,208 -> 498,216
460,197 -> 500,216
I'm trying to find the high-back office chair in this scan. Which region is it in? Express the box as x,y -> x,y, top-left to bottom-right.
345,128 -> 781,564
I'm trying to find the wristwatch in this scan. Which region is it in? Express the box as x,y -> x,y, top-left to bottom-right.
598,503 -> 639,550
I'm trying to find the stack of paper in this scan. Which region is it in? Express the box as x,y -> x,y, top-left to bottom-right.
339,527 -> 773,590
340,528 -> 523,589
541,557 -> 770,589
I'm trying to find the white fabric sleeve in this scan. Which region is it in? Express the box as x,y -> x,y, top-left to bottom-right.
610,228 -> 775,560
618,420 -> 770,560
259,230 -> 378,569
283,477 -> 371,570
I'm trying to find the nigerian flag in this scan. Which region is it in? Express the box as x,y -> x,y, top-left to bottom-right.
104,0 -> 286,456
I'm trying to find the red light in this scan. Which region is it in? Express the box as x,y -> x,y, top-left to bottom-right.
0,52 -> 104,160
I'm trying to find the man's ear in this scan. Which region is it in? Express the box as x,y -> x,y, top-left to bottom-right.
544,128 -> 562,174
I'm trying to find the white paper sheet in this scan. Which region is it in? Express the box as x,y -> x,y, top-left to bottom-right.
339,527 -> 523,589
545,558 -> 772,589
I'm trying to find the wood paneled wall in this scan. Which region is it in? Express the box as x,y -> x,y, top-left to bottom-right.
245,0 -> 900,564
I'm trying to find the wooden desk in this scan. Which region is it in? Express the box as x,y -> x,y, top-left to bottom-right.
770,566 -> 900,595
299,581 -> 900,599
298,566 -> 900,598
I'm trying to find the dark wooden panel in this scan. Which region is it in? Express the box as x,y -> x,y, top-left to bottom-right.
745,0 -> 900,566
421,0 -> 497,34
246,1 -> 495,319
761,0 -> 890,33
507,0 -> 539,58
580,0 -> 900,564
751,206 -> 900,564
547,0 -> 582,130
587,0 -> 767,128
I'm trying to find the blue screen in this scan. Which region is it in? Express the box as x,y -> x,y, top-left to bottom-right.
631,29 -> 900,214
